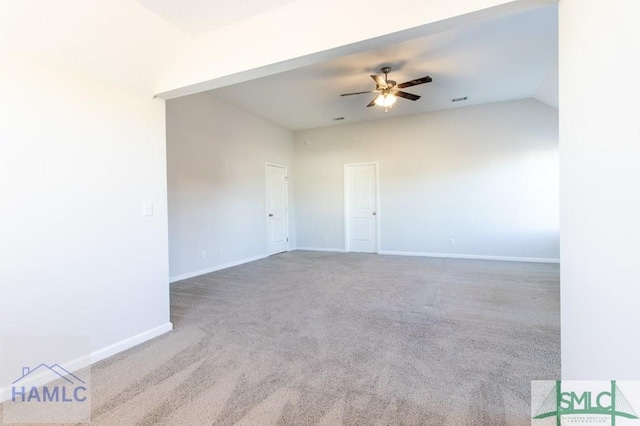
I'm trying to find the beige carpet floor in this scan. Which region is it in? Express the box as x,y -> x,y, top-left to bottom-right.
3,251 -> 561,425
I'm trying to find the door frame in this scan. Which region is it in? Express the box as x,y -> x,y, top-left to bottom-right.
344,162 -> 380,253
265,162 -> 290,254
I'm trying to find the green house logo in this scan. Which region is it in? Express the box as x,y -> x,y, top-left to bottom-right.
533,380 -> 639,425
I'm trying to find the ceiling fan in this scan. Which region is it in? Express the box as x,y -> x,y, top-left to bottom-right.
340,66 -> 432,111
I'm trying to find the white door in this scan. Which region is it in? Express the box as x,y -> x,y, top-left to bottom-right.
266,164 -> 289,255
345,163 -> 378,253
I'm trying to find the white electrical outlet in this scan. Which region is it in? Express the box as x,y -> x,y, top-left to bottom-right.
201,250 -> 207,258
450,238 -> 456,246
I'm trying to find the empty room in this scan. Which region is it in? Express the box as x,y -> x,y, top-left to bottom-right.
1,1 -> 639,425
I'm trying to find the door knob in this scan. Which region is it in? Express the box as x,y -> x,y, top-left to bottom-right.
269,213 -> 274,217
372,212 -> 377,216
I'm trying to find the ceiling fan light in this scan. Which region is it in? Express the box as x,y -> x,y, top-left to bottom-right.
374,93 -> 397,107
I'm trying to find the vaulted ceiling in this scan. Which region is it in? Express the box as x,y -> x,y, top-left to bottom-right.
138,1 -> 558,131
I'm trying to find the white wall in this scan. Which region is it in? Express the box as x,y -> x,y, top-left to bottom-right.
560,0 -> 640,379
0,0 -> 187,386
294,99 -> 559,261
166,93 -> 295,281
0,54 -> 172,364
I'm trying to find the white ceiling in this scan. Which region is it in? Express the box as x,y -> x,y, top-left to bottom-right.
137,1 -> 558,131
137,0 -> 301,36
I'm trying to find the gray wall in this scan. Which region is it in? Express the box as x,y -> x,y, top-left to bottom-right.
167,93 -> 295,280
294,99 -> 559,260
166,97 -> 559,281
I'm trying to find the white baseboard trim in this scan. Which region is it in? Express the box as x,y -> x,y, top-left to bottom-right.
90,322 -> 173,364
170,254 -> 270,283
378,250 -> 560,264
294,247 -> 346,253
0,322 -> 173,403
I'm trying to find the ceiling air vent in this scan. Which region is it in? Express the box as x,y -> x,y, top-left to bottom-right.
451,97 -> 468,103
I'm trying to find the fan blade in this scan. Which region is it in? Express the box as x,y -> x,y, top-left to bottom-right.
340,91 -> 375,96
397,76 -> 432,89
366,97 -> 377,107
371,74 -> 387,88
394,91 -> 421,101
